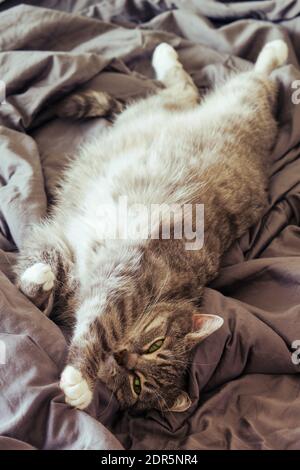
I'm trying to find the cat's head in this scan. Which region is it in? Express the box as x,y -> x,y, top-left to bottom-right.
97,299 -> 223,412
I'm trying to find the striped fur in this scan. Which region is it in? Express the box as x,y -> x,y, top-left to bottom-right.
14,41 -> 288,411
54,90 -> 123,119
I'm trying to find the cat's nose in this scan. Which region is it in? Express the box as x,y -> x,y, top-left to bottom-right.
113,350 -> 138,370
113,350 -> 128,367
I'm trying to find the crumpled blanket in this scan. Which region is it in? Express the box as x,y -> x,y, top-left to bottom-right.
0,0 -> 300,450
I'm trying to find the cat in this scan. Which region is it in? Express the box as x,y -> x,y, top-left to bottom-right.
14,40 -> 288,413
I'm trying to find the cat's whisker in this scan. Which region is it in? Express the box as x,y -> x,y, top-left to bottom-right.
98,389 -> 115,417
98,378 -> 119,417
151,388 -> 169,414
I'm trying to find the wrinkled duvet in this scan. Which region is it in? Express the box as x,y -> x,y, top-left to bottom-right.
0,0 -> 300,450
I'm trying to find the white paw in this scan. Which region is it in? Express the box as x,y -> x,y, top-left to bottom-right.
60,365 -> 93,410
152,42 -> 179,80
264,39 -> 288,65
21,262 -> 55,291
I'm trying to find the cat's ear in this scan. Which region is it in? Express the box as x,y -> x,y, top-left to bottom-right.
186,314 -> 224,347
169,392 -> 192,413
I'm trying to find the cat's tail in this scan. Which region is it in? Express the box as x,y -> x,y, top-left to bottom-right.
54,90 -> 123,119
254,40 -> 288,75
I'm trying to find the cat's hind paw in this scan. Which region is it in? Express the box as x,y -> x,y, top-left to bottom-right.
60,365 -> 93,410
255,39 -> 288,74
152,42 -> 179,81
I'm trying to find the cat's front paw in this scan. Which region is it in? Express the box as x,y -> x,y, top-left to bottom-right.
152,42 -> 179,80
21,262 -> 55,291
19,262 -> 55,313
60,365 -> 93,410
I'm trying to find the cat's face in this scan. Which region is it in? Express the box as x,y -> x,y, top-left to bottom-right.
97,300 -> 223,412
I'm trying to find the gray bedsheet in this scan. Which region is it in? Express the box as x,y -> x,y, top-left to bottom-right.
0,0 -> 300,450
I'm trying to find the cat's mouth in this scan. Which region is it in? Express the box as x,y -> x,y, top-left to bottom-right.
100,354 -> 117,377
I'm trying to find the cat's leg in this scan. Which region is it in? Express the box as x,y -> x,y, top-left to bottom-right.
254,39 -> 288,75
60,291 -> 115,409
15,222 -> 71,315
114,43 -> 200,126
151,43 -> 200,109
60,307 -> 101,409
221,39 -> 288,116
199,39 -> 288,130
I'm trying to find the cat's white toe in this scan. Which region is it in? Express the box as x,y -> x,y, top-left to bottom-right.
264,39 -> 288,65
152,42 -> 179,80
21,262 -> 55,291
60,365 -> 93,410
255,39 -> 288,74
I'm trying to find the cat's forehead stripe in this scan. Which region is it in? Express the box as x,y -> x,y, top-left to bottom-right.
144,316 -> 165,332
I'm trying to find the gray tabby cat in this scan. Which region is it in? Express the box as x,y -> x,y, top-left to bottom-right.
15,40 -> 288,412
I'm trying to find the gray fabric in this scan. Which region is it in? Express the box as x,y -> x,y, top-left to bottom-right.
0,0 -> 300,450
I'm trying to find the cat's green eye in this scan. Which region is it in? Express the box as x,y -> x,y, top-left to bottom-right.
146,339 -> 164,354
133,375 -> 141,395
